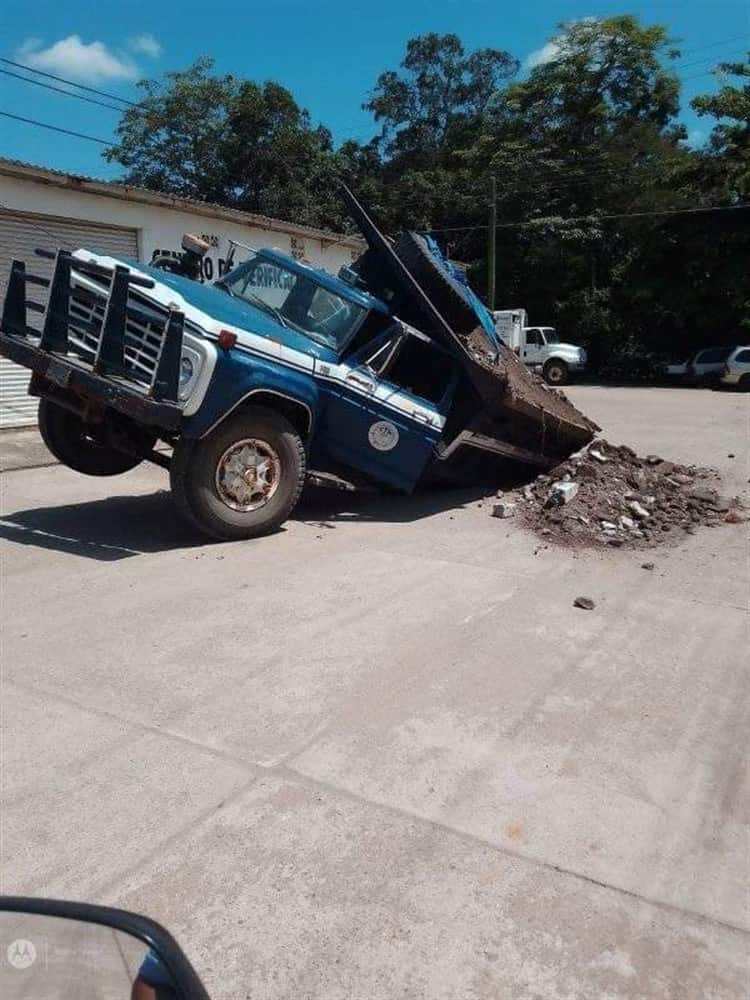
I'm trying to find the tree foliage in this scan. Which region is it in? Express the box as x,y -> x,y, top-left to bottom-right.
365,33 -> 518,157
105,58 -> 343,226
105,25 -> 750,368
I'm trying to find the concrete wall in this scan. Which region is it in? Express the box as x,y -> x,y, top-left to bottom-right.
0,173 -> 362,279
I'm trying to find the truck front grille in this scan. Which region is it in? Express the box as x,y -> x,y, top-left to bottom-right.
69,285 -> 167,387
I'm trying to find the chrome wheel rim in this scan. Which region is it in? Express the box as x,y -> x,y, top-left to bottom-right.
215,438 -> 281,512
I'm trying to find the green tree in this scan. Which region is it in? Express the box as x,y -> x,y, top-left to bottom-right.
622,54 -> 750,355
105,58 -> 343,227
365,33 -> 518,160
456,16 -> 707,367
692,54 -> 750,199
105,58 -> 233,203
356,34 -> 517,234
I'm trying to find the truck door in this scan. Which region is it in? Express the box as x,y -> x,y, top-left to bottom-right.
522,328 -> 545,368
314,329 -> 454,492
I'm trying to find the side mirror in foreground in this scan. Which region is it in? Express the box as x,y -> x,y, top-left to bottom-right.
0,896 -> 210,1000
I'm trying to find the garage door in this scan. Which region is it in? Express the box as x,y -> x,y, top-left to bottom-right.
0,210 -> 139,427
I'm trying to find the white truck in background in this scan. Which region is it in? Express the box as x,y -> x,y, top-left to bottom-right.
493,309 -> 587,385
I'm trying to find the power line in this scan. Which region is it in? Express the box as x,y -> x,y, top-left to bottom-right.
0,56 -> 137,107
675,35 -> 748,58
0,110 -> 112,145
675,48 -> 746,72
679,64 -> 746,84
0,67 -> 125,112
423,203 -> 750,234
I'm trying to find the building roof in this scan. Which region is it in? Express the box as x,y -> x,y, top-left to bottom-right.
0,157 -> 364,249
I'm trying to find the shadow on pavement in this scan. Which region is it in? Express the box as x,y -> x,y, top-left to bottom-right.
0,490 -> 205,561
0,481 -> 499,561
294,484 -> 489,526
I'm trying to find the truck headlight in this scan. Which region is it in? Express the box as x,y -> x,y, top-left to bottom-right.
180,356 -> 194,386
178,343 -> 203,400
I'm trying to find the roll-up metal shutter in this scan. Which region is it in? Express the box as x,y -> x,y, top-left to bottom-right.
0,210 -> 139,427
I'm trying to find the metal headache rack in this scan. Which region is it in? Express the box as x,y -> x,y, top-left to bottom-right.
1,248 -> 185,404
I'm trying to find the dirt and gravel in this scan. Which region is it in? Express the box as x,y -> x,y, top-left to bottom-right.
462,327 -> 599,459
494,437 -> 746,549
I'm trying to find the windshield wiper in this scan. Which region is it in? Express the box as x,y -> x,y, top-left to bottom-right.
242,291 -> 289,329
214,279 -> 235,297
217,280 -> 295,331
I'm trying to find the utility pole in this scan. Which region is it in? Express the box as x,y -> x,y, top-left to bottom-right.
487,176 -> 497,311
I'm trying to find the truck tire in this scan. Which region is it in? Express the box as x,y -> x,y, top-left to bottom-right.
542,358 -> 570,386
393,231 -> 481,336
738,374 -> 750,392
170,405 -> 306,540
38,399 -> 143,476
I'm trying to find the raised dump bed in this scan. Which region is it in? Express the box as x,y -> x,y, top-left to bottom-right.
339,182 -> 597,467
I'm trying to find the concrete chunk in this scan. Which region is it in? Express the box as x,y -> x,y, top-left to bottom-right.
546,481 -> 579,507
492,501 -> 517,519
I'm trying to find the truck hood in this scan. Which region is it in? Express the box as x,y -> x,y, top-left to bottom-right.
549,342 -> 585,357
75,252 -> 339,364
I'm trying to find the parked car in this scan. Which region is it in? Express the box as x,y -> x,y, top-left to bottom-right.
662,356 -> 691,379
719,345 -> 750,391
660,347 -> 735,385
686,346 -> 735,386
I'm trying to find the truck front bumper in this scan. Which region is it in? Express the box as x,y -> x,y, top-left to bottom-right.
1,251 -> 186,432
0,331 -> 183,431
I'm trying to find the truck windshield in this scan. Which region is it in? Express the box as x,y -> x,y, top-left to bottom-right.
541,328 -> 560,343
220,254 -> 364,350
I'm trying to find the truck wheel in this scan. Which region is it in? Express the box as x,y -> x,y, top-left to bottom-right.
38,399 -> 142,476
393,231 -> 481,336
543,359 -> 570,386
738,374 -> 750,392
170,406 -> 306,540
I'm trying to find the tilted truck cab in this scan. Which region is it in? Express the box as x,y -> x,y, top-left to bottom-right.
0,184 -> 596,540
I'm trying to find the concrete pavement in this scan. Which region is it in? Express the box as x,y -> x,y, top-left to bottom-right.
0,426 -> 56,473
1,386 -> 748,998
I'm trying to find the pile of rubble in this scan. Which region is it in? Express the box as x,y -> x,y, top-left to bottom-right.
493,438 -> 744,548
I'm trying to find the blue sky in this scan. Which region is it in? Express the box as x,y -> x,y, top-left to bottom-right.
1,0 -> 747,180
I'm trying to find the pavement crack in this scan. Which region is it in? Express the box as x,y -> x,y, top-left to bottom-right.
276,763 -> 750,940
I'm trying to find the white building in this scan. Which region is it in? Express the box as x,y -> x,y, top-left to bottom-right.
0,158 -> 364,426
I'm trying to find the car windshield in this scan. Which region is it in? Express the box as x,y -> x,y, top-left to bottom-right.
542,328 -> 560,343
696,347 -> 733,363
220,254 -> 364,350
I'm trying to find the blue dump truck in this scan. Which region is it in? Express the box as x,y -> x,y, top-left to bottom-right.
0,184 -> 596,540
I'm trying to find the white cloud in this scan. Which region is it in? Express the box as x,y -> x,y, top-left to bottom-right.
524,18 -> 600,70
16,35 -> 138,82
129,34 -> 162,59
524,41 -> 561,69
